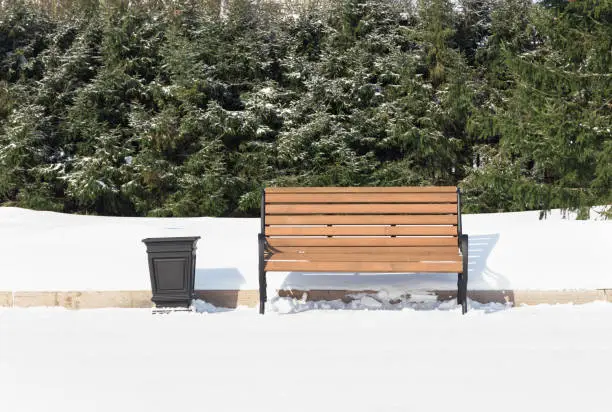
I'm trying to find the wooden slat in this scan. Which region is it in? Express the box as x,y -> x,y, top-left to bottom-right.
266,204 -> 457,215
266,193 -> 457,204
265,187 -> 457,193
266,253 -> 461,262
266,226 -> 457,237
265,215 -> 458,225
266,237 -> 458,247
264,261 -> 463,273
267,246 -> 460,255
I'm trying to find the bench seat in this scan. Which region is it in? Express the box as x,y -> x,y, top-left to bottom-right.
265,253 -> 463,272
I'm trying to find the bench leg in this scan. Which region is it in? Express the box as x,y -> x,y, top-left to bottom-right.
258,234 -> 267,314
457,273 -> 464,305
259,271 -> 267,314
460,273 -> 468,314
459,234 -> 469,314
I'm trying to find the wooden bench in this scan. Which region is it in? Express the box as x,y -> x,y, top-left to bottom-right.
258,187 -> 469,314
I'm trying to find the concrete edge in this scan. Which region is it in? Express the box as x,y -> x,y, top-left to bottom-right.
278,289 -> 612,307
1,289 -> 611,309
6,291 -> 153,309
0,291 -> 12,307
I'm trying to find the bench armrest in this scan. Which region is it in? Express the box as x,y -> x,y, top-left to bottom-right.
258,233 -> 271,254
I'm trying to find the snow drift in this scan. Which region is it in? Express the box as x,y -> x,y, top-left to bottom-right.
0,207 -> 610,292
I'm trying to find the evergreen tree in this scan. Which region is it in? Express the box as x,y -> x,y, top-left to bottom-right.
463,0 -> 611,216
0,0 -> 608,218
0,104 -> 64,210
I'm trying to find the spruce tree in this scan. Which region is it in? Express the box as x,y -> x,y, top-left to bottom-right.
0,0 -> 608,217
463,0 -> 611,216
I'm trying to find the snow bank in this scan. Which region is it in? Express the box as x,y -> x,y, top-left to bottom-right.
0,206 -> 610,292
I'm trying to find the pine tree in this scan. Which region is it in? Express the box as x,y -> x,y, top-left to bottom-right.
463,0 -> 611,216
0,0 -> 608,217
0,104 -> 64,210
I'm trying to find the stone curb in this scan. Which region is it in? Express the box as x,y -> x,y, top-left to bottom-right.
0,291 -> 12,307
279,289 -> 612,307
1,289 -> 611,309
3,291 -> 153,309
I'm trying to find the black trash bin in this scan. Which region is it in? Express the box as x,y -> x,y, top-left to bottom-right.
142,236 -> 200,308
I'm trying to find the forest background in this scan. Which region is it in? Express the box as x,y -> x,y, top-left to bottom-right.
0,0 -> 610,217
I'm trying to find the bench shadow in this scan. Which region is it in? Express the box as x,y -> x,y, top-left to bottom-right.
467,234 -> 507,288
194,268 -> 246,311
276,233 -> 509,312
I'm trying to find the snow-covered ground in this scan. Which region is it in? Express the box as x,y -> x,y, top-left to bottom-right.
1,300 -> 611,412
0,206 -> 610,293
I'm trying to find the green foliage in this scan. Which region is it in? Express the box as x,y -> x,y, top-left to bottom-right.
463,0 -> 612,214
0,0 -> 609,217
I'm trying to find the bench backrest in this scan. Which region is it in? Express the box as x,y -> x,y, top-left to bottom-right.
262,187 -> 462,255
